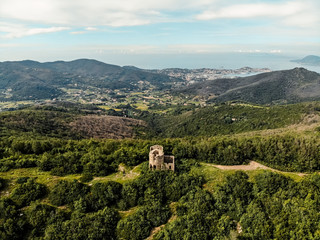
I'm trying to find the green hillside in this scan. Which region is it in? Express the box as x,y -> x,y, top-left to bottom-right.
178,68 -> 320,104
0,59 -> 182,101
1,101 -> 320,239
1,133 -> 320,239
145,102 -> 318,138
1,102 -> 319,139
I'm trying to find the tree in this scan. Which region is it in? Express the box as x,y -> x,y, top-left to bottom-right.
49,180 -> 90,206
214,171 -> 253,220
10,178 -> 47,207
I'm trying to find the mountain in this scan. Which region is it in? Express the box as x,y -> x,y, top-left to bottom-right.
291,55 -> 320,66
178,68 -> 320,104
0,59 -> 182,100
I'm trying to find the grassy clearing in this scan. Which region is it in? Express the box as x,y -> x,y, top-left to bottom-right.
92,163 -> 143,185
0,100 -> 34,110
119,206 -> 140,218
99,105 -> 111,110
134,102 -> 149,111
191,163 -> 305,193
0,160 -> 305,200
232,103 -> 266,109
131,92 -> 144,96
91,171 -> 139,185
99,105 -> 122,111
191,164 -> 239,192
0,163 -> 143,197
0,168 -> 81,195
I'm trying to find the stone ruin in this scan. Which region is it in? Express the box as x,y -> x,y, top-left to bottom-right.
149,145 -> 175,171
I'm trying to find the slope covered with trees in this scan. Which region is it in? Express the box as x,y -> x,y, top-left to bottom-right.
1,98 -> 320,238
178,68 -> 320,104
2,149 -> 320,239
0,110 -> 320,239
2,102 -> 317,139
141,102 -> 318,138
0,59 -> 183,100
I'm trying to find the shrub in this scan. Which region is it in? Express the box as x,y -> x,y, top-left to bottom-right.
11,179 -> 47,207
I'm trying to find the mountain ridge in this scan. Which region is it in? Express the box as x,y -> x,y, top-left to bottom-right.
0,59 -> 183,100
1,59 -> 320,105
178,67 -> 320,104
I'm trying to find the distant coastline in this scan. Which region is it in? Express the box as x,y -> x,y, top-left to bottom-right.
291,55 -> 320,67
98,53 -> 320,73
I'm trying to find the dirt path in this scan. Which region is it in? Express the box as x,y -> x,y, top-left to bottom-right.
93,165 -> 140,183
203,161 -> 307,177
147,215 -> 177,240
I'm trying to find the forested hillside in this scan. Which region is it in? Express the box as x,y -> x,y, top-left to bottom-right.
0,59 -> 182,100
1,134 -> 320,239
1,102 -> 318,139
2,60 -> 320,106
178,68 -> 320,104
145,103 -> 315,138
1,101 -> 320,239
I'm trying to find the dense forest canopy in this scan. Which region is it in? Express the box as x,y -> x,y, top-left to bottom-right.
1,100 -> 320,239
1,130 -> 320,239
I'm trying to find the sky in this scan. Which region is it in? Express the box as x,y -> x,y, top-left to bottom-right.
0,0 -> 319,68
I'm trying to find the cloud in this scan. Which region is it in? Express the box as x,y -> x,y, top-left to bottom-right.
196,0 -> 320,28
0,22 -> 69,38
70,31 -> 86,35
197,2 -> 303,20
0,0 -> 318,41
0,0 -> 213,39
85,27 -> 97,31
0,0 -> 214,27
0,0 -> 318,30
70,27 -> 99,35
236,49 -> 282,54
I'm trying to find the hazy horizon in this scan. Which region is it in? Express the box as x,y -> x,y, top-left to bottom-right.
1,52 -> 319,73
0,0 -> 319,68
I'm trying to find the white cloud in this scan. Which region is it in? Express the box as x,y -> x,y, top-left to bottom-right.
197,2 -> 303,20
0,22 -> 69,38
70,27 -> 99,35
270,50 -> 282,53
0,0 -> 216,39
236,49 -> 282,54
0,0 -> 215,27
70,31 -> 86,35
85,27 -> 98,31
196,0 -> 320,29
0,0 -> 318,39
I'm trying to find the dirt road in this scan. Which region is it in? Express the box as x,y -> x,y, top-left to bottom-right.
203,161 -> 306,177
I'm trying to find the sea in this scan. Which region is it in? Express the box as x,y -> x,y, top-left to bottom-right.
105,53 -> 320,73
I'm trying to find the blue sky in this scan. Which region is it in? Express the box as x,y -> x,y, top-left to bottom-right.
0,0 -> 319,68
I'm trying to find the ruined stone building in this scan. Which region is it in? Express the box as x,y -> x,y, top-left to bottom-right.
149,145 -> 175,171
